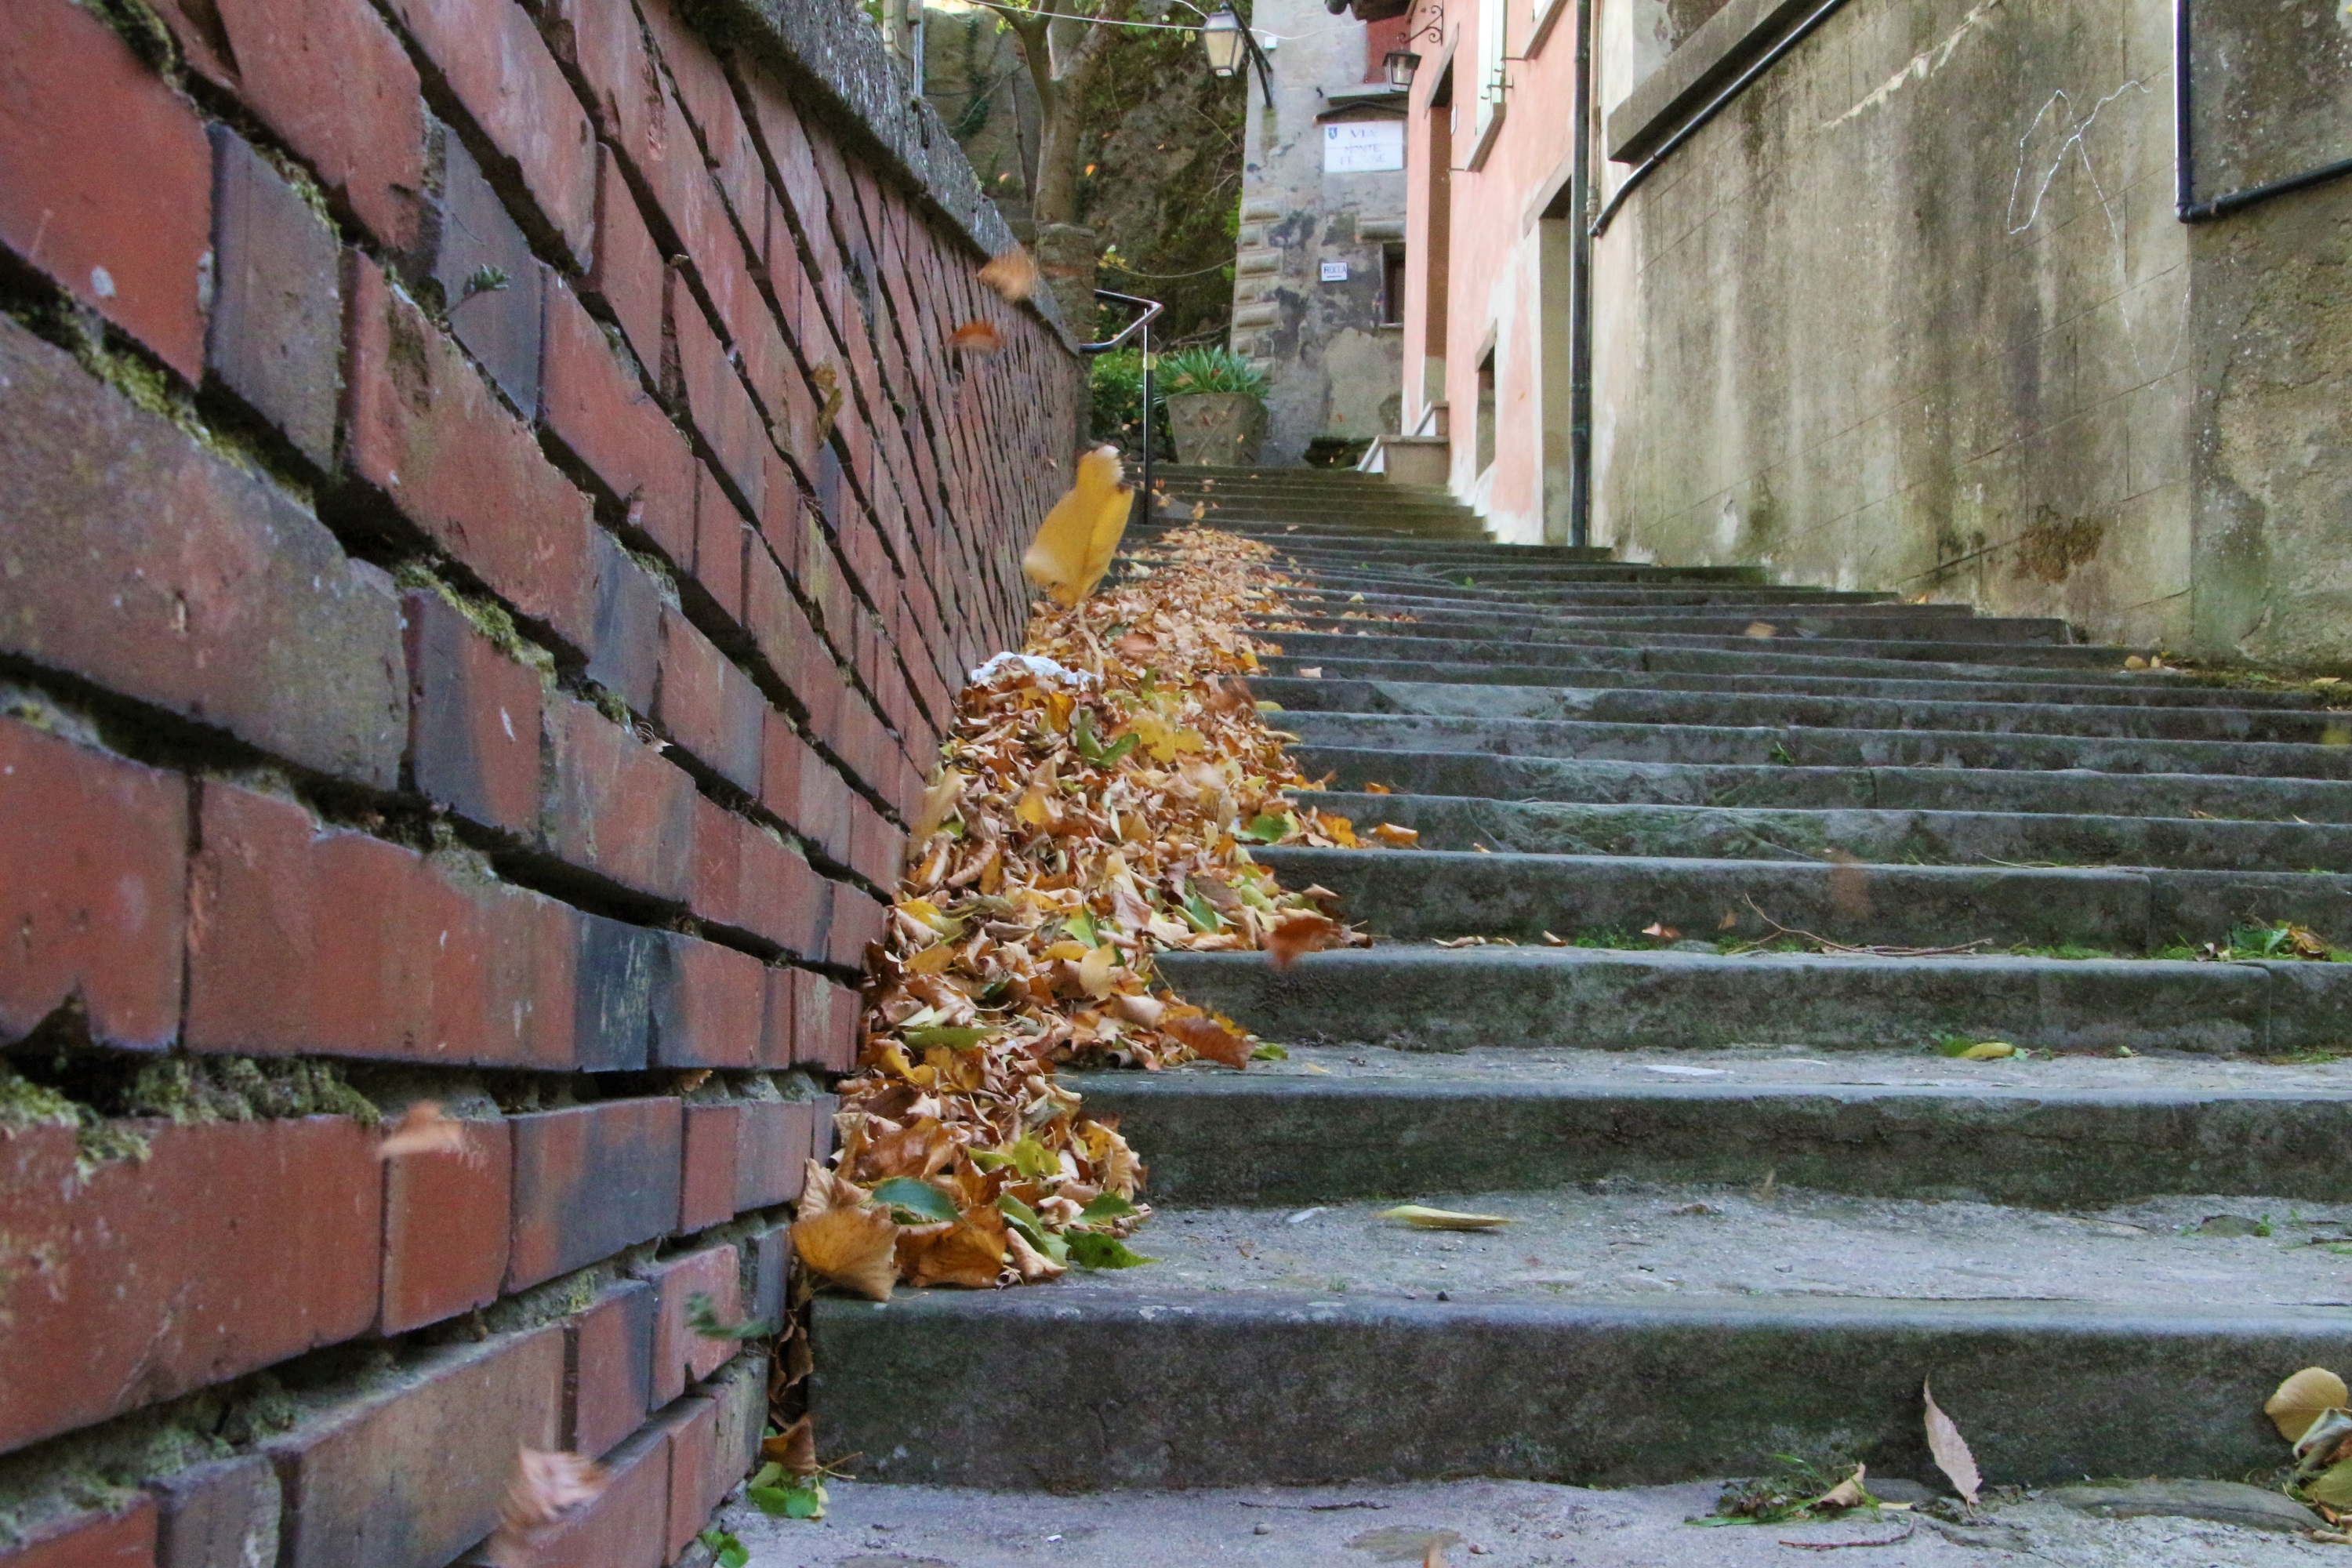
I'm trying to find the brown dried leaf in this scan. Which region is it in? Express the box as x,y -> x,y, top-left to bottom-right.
2268,1367 -> 2349,1442
485,1448 -> 607,1565
1268,911 -> 1340,969
1167,1014 -> 1250,1069
377,1102 -> 474,1163
898,1207 -> 1010,1288
949,319 -> 1005,355
1922,1379 -> 1981,1505
1370,822 -> 1419,848
793,1204 -> 899,1301
978,245 -> 1039,302
763,1414 -> 820,1476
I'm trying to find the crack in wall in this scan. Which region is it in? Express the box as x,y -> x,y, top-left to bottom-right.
1820,0 -> 2007,130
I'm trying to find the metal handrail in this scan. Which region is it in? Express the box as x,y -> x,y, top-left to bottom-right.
1081,288 -> 1165,521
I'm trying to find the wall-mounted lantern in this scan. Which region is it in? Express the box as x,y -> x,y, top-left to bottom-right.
1383,49 -> 1421,89
1200,9 -> 1246,77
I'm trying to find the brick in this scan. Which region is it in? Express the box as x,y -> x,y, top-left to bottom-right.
677,1101 -> 742,1232
758,708 -> 814,828
645,1396 -> 718,1560
0,721 -> 186,1051
585,147 -> 668,379
732,830 -> 826,960
848,793 -> 909,891
797,754 -> 855,867
0,1119 -> 380,1454
0,1499 -> 157,1568
829,887 -> 888,971
565,1279 -> 655,1457
572,910 -> 661,1071
379,1109 -> 513,1333
503,1421 -> 667,1568
159,0 -> 425,246
652,935 -> 764,1070
735,1098 -> 812,1210
151,1455 -> 279,1568
543,696 -> 696,902
638,1244 -> 741,1406
426,125 -> 545,419
0,317 -> 407,787
757,966 -> 797,1069
794,971 -> 858,1074
345,260 -> 596,653
740,1222 -> 789,1334
380,0 -> 597,265
695,463 -> 752,626
656,609 -> 764,791
0,0 -> 210,378
688,793 -> 744,933
668,268 -> 768,513
638,0 -> 762,230
263,1326 -> 564,1568
706,1352 -> 769,1512
812,1093 -> 839,1164
505,1098 -> 684,1290
585,530 -> 664,716
187,783 -> 575,1066
402,588 -> 543,835
206,127 -> 343,469
540,278 -> 695,564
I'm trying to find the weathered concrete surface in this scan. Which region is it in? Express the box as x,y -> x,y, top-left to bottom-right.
1070,1044 -> 2352,1207
809,1288 -> 2351,1489
728,1477 -> 2344,1565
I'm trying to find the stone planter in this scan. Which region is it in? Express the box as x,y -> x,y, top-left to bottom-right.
1167,392 -> 1267,466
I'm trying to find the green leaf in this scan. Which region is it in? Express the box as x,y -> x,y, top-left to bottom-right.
870,1177 -> 960,1224
1180,888 -> 1227,934
1236,812 -> 1292,844
699,1529 -> 750,1568
2308,1457 -> 2352,1508
1069,1232 -> 1156,1269
1006,1134 -> 1058,1181
967,1147 -> 1013,1171
1065,908 -> 1100,949
902,1025 -> 989,1050
751,1475 -> 829,1520
1072,706 -> 1105,762
996,1192 -> 1069,1263
1250,1042 -> 1290,1061
684,1290 -> 769,1342
1101,732 -> 1142,766
1078,1191 -> 1140,1225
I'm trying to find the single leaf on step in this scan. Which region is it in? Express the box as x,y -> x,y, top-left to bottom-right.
1923,1379 -> 1982,1506
1167,1014 -> 1250,1068
2270,1367 -> 2350,1442
762,1414 -> 820,1476
897,1207 -> 1011,1288
1267,911 -> 1340,969
1068,1231 -> 1156,1269
1379,1204 -> 1511,1231
791,1204 -> 898,1301
2310,1456 -> 2352,1509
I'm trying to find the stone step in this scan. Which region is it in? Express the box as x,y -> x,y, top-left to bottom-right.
1257,841 -> 2352,946
1267,590 -> 2071,643
811,1257 -> 2352,1490
1278,709 -> 2352,779
1259,644 -> 2324,709
1069,1046 -> 2352,1207
1286,583 -> 1908,607
1280,794 -> 2352,887
1153,946 -> 2352,1055
1295,743 -> 2352,821
1266,614 -> 2132,667
1255,675 -> 2339,745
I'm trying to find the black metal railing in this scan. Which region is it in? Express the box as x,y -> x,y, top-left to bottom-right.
1083,288 -> 1165,524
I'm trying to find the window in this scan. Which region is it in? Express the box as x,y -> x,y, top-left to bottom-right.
1472,0 -> 1508,154
1475,346 -> 1497,474
1382,245 -> 1407,325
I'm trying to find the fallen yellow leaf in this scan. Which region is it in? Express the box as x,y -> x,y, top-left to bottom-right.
792,1205 -> 899,1301
1379,1204 -> 1510,1231
2268,1367 -> 2349,1442
1023,445 -> 1133,606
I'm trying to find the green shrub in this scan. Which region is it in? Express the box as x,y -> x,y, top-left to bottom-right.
1158,345 -> 1269,402
1088,349 -> 1172,456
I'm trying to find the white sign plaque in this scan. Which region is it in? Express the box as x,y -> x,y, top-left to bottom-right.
1320,260 -> 1350,282
1323,120 -> 1405,172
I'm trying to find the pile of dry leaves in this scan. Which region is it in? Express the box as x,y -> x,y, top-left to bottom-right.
791,525 -> 1375,1299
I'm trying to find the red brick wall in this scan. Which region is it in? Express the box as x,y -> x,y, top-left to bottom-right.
0,0 -> 1075,1557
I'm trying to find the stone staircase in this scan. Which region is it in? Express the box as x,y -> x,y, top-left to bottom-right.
810,473 -> 2352,1497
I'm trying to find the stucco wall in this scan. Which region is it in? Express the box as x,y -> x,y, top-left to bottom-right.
1591,0 -> 2195,646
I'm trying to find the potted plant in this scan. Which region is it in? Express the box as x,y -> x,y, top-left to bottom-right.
1159,346 -> 1269,466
